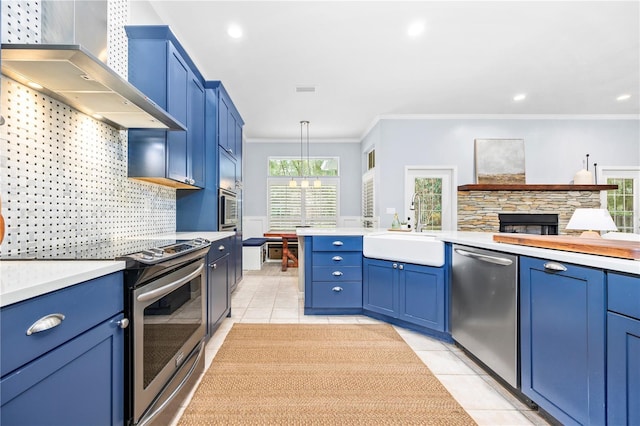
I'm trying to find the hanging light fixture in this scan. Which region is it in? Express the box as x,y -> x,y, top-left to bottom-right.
289,121 -> 305,187
290,120 -> 319,188
300,120 -> 309,187
303,120 -> 321,188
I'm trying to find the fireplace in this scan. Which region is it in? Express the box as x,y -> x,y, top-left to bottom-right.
498,213 -> 559,235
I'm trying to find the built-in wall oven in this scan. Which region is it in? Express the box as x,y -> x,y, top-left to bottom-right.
219,188 -> 238,231
121,238 -> 210,426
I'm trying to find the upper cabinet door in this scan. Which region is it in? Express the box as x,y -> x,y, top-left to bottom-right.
166,44 -> 189,183
187,73 -> 205,188
167,44 -> 189,123
218,93 -> 231,155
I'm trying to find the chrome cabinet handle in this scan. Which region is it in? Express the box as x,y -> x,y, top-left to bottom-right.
332,256 -> 343,262
209,263 -> 217,269
332,271 -> 343,276
26,313 -> 65,335
399,264 -> 404,270
332,241 -> 343,246
393,263 -> 398,269
543,262 -> 567,272
332,286 -> 343,292
117,318 -> 129,329
218,245 -> 225,251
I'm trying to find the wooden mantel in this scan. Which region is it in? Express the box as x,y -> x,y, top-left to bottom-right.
458,184 -> 618,191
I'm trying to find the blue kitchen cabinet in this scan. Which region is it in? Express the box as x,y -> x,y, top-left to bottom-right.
304,236 -> 363,314
0,273 -> 125,426
216,84 -> 243,160
607,272 -> 640,426
206,238 -> 232,336
363,258 -> 446,334
187,72 -> 205,187
363,258 -> 395,316
126,25 -> 205,188
219,146 -> 236,192
520,256 -> 605,426
176,88 -> 218,231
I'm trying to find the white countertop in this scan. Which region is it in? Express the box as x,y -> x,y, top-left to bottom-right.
0,260 -> 126,308
297,228 -> 640,275
0,231 -> 234,308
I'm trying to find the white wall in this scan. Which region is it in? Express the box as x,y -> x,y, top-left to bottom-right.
366,117 -> 639,226
245,118 -> 639,228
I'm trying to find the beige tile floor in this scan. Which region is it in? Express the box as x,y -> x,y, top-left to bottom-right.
172,263 -> 550,426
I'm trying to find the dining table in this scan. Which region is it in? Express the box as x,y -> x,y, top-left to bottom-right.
263,231 -> 299,271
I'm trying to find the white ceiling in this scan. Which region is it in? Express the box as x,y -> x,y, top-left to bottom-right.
131,1 -> 640,141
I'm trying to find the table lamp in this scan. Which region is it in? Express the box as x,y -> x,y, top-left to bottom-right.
566,208 -> 618,238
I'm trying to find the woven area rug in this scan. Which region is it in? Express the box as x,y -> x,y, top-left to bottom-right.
178,323 -> 476,425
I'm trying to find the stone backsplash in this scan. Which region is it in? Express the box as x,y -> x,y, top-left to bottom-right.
457,190 -> 602,234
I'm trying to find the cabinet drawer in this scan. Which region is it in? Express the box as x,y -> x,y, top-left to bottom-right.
313,266 -> 362,282
312,252 -> 362,267
312,236 -> 362,252
312,281 -> 362,308
1,272 -> 123,377
209,238 -> 232,262
608,272 -> 640,319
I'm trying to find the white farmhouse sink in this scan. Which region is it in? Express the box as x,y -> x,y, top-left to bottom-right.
363,232 -> 445,267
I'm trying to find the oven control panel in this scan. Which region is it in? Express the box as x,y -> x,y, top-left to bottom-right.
125,238 -> 210,264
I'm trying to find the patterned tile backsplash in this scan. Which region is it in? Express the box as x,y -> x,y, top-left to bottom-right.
0,0 -> 177,256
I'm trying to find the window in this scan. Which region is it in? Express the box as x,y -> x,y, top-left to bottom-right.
414,178 -> 443,231
600,167 -> 639,234
268,157 -> 339,230
362,170 -> 375,228
404,167 -> 457,231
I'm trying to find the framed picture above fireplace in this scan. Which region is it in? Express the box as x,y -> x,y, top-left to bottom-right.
475,139 -> 526,184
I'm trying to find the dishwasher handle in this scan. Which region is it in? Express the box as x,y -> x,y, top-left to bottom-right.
454,248 -> 513,266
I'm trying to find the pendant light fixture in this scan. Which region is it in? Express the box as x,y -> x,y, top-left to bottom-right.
303,121 -> 321,188
290,120 -> 320,188
301,120 -> 310,187
289,121 -> 306,187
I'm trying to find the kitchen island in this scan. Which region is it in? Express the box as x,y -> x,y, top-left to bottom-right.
297,228 -> 639,425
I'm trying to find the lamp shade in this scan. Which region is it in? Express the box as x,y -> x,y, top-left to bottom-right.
566,208 -> 617,237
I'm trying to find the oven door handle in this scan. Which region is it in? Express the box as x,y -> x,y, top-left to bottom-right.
137,263 -> 205,303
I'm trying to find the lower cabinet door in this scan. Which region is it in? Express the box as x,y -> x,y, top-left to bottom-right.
208,253 -> 230,334
1,314 -> 125,426
520,257 -> 605,426
607,312 -> 640,426
398,263 -> 445,331
363,258 -> 396,316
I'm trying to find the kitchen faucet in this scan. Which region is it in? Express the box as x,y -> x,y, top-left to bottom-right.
410,193 -> 423,232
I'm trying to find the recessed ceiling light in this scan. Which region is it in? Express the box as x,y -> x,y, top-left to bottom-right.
616,94 -> 631,101
407,21 -> 425,38
513,93 -> 527,101
227,24 -> 243,39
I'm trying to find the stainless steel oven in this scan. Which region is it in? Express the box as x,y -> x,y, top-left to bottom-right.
219,188 -> 238,231
122,239 -> 210,426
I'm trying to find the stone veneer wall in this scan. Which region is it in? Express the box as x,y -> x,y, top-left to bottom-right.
457,190 -> 602,235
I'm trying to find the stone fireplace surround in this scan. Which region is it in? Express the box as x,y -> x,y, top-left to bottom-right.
457,184 -> 617,235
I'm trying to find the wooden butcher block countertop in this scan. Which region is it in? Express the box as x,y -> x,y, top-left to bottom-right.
493,234 -> 640,260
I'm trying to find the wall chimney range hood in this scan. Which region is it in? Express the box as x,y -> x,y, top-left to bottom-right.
0,44 -> 186,131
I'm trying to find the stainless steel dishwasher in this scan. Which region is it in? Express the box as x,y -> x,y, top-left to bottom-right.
451,244 -> 519,388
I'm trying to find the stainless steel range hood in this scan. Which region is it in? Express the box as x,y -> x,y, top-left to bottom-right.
1,43 -> 186,131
